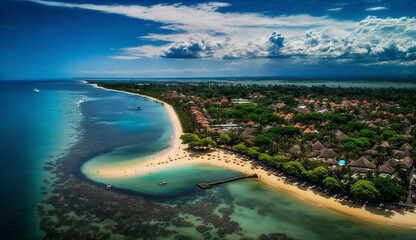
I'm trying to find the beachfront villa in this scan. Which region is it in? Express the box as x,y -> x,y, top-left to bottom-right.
231,98 -> 251,104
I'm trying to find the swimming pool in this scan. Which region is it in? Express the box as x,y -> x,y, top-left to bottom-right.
338,160 -> 346,165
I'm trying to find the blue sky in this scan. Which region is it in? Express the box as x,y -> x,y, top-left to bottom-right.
1,0 -> 416,79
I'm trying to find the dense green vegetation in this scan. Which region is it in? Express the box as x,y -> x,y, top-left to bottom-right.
323,177 -> 342,192
228,104 -> 284,124
350,180 -> 380,200
94,81 -> 416,204
180,133 -> 217,149
372,177 -> 406,203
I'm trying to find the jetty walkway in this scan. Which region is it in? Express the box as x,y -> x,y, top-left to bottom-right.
197,173 -> 258,189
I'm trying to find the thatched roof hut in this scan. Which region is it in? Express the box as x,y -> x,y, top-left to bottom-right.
326,158 -> 338,165
399,143 -> 413,152
400,156 -> 413,169
349,156 -> 376,172
312,141 -> 324,150
371,158 -> 380,165
357,156 -> 376,165
403,150 -> 411,157
335,130 -> 347,139
320,148 -> 337,158
366,149 -> 379,156
392,150 -> 411,159
307,150 -> 321,158
289,144 -> 301,154
385,159 -> 398,168
242,128 -> 254,139
379,164 -> 395,174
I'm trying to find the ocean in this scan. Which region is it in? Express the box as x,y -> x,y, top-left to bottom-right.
0,81 -> 80,239
0,80 -> 415,240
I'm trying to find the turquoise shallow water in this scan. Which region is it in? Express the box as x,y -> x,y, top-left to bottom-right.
224,180 -> 416,240
77,81 -> 416,239
0,80 -> 174,239
80,127 -> 172,172
85,162 -> 416,239
87,164 -> 241,197
1,80 -> 416,239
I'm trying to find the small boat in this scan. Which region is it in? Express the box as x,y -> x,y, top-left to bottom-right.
129,106 -> 142,110
105,184 -> 112,190
158,181 -> 167,186
34,88 -> 40,93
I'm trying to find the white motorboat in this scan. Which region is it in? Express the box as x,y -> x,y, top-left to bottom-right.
158,181 -> 167,186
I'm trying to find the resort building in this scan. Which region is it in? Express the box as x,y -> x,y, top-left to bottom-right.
231,98 -> 251,104
349,156 -> 376,173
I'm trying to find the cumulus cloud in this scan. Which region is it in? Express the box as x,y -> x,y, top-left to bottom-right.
78,67 -> 219,75
162,38 -> 212,58
282,16 -> 416,65
366,6 -> 388,11
31,1 -> 416,66
159,31 -> 286,59
328,7 -> 343,12
158,16 -> 416,66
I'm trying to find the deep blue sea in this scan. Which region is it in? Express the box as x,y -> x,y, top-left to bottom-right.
0,80 -> 415,240
0,81 -> 80,239
0,80 -> 172,239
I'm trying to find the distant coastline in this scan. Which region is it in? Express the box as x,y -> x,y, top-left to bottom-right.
78,76 -> 416,82
82,80 -> 416,230
79,78 -> 416,90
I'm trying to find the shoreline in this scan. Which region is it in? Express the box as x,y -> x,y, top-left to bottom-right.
86,81 -> 184,165
82,81 -> 416,230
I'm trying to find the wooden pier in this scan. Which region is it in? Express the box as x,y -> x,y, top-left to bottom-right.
197,173 -> 258,189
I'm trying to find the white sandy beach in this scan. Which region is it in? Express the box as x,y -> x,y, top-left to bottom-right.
84,81 -> 416,229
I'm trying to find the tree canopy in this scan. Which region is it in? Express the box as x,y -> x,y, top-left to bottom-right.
104,81 -> 416,204
306,166 -> 328,183
247,147 -> 260,158
234,143 -> 248,154
350,180 -> 380,200
219,133 -> 231,145
283,161 -> 305,178
180,134 -> 216,149
323,177 -> 342,192
254,134 -> 274,146
371,177 -> 405,203
258,153 -> 273,163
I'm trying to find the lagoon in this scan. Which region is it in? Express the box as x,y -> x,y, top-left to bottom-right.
1,80 -> 415,239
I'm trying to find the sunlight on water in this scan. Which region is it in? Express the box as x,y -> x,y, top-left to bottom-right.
2,80 -> 415,240
91,164 -> 240,197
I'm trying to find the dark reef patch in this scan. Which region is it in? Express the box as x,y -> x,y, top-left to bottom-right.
37,90 -> 296,240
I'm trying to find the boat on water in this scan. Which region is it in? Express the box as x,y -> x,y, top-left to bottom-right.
158,181 -> 167,186
34,88 -> 40,93
105,184 -> 112,190
129,106 -> 142,110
